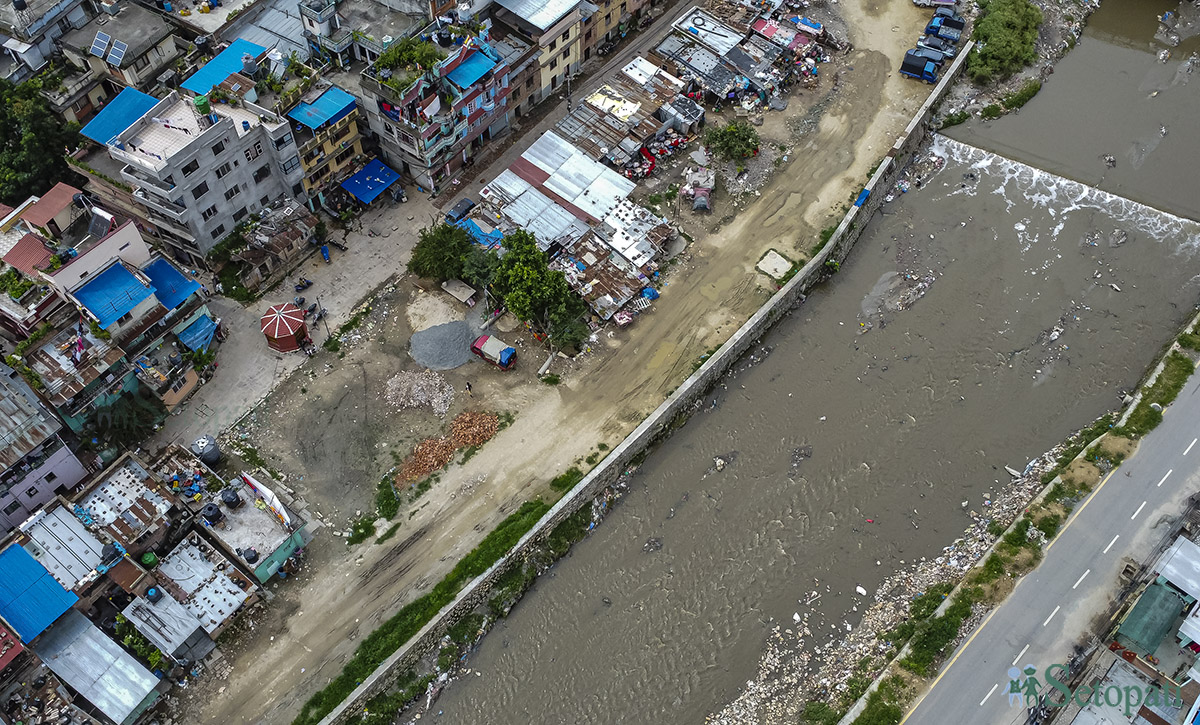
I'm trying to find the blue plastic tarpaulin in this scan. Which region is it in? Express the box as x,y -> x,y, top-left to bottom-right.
446,51 -> 497,90
178,314 -> 218,352
142,258 -> 200,310
0,545 -> 78,642
73,263 -> 155,329
181,39 -> 267,95
854,189 -> 870,207
81,87 -> 157,145
454,218 -> 504,248
287,86 -> 357,129
340,159 -> 401,204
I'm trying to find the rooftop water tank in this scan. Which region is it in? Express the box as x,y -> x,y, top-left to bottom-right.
201,503 -> 224,525
191,435 -> 220,465
221,488 -> 244,509
242,52 -> 258,76
146,586 -> 163,603
242,547 -> 259,564
194,94 -> 211,115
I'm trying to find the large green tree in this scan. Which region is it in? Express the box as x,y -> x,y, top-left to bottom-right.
0,77 -> 80,205
406,223 -> 472,281
704,120 -> 760,162
967,0 -> 1043,84
492,230 -> 588,350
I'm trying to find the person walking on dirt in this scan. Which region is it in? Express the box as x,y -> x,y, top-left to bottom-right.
464,382 -> 473,396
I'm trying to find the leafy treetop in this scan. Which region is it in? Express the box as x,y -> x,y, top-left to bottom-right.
0,78 -> 81,205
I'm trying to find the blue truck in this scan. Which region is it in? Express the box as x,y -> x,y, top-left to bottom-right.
900,50 -> 939,83
925,16 -> 963,42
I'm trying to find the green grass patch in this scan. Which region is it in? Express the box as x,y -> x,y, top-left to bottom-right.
376,523 -> 401,544
940,110 -> 970,129
437,644 -> 458,671
802,701 -> 845,725
545,504 -> 592,558
447,613 -> 485,645
293,499 -> 550,725
971,552 -> 1007,585
230,442 -> 281,480
1114,352 -> 1195,437
459,446 -> 480,465
899,590 -> 977,676
810,225 -> 837,258
1040,413 -> 1117,484
549,466 -> 584,493
346,517 -> 375,546
849,675 -> 909,725
375,477 -> 399,519
541,373 -> 561,385
980,104 -> 1003,120
488,560 -> 537,618
585,452 -> 599,465
497,411 -> 516,431
343,671 -> 434,725
1178,332 -> 1200,352
1002,79 -> 1042,109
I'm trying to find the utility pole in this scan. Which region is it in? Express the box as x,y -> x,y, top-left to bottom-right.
316,295 -> 331,339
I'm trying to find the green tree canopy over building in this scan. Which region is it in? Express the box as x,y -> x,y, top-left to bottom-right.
0,77 -> 81,205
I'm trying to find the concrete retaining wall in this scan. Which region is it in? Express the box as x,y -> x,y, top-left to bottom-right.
316,41 -> 975,725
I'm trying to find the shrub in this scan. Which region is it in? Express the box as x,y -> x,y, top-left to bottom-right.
980,104 -> 1003,120
967,0 -> 1044,85
940,110 -> 970,128
704,120 -> 760,161
1002,79 -> 1042,109
549,466 -> 583,492
1115,352 -> 1195,437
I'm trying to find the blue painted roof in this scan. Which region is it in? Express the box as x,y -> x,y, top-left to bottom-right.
0,545 -> 77,642
178,314 -> 217,352
340,159 -> 400,204
142,258 -> 199,311
287,86 -> 357,130
181,39 -> 267,95
73,263 -> 155,329
446,51 -> 497,90
81,87 -> 158,145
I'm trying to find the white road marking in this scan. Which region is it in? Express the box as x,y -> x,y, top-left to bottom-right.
1158,469 -> 1173,487
1186,438 -> 1197,456
1104,535 -> 1120,554
981,683 -> 999,706
1043,606 -> 1061,627
1072,569 -> 1090,590
1132,500 -> 1147,520
1012,644 -> 1030,666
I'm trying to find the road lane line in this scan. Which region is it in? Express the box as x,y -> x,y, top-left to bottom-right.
1158,469 -> 1173,487
1104,535 -> 1120,553
1187,438 -> 1197,456
1043,606 -> 1061,627
1047,469 -> 1117,553
1013,644 -> 1030,666
1132,501 -> 1147,520
898,608 -> 1000,724
1072,569 -> 1090,590
981,683 -> 999,706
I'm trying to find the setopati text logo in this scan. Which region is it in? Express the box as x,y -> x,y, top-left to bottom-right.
1007,664 -> 1185,715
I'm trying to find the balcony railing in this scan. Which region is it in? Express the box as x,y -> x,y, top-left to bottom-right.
299,0 -> 337,23
134,189 -> 186,220
297,113 -> 357,156
123,165 -> 175,195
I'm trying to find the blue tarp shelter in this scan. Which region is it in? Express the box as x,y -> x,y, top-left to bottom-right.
182,39 -> 267,95
81,88 -> 157,145
287,87 -> 357,129
142,258 -> 200,310
178,314 -> 218,352
340,159 -> 400,204
454,218 -> 504,248
73,263 -> 155,329
0,545 -> 78,642
446,51 -> 497,90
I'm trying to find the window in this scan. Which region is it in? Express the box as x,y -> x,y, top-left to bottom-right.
2,501 -> 19,516
215,162 -> 232,178
117,312 -> 133,325
550,58 -> 557,69
562,49 -> 569,60
191,181 -> 209,199
224,185 -> 241,201
274,132 -> 293,149
201,204 -> 218,221
44,472 -> 56,483
25,486 -> 39,498
170,376 -> 189,393
291,182 -> 304,197
244,141 -> 264,162
281,156 -> 300,174
260,195 -> 270,206
212,140 -> 225,156
548,39 -> 557,51
133,54 -> 150,71
232,206 -> 247,221
562,30 -> 570,41
182,159 -> 199,176
253,165 -> 271,183
211,224 -> 225,239
512,87 -> 520,101
526,76 -> 534,89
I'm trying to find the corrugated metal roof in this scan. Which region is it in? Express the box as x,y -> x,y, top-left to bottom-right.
123,594 -> 208,659
22,507 -> 107,589
1156,537 -> 1200,599
0,362 -> 59,469
495,0 -> 580,30
522,131 -> 635,222
34,610 -> 159,723
2,233 -> 53,276
0,544 -> 77,642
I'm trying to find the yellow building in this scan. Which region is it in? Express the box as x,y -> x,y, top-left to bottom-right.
493,0 -> 592,103
285,86 -> 365,210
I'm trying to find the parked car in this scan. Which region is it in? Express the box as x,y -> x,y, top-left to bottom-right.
471,335 -> 517,370
917,34 -> 957,58
933,6 -> 967,30
900,51 -> 940,83
912,0 -> 957,6
445,197 -> 476,224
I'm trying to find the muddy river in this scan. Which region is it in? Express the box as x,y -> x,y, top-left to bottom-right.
434,2 -> 1200,722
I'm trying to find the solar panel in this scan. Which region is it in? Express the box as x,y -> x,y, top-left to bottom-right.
89,31 -> 110,57
106,39 -> 127,66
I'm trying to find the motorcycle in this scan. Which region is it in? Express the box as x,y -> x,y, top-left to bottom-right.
293,296 -> 305,307
329,239 -> 348,252
294,278 -> 312,292
320,245 -> 331,263
314,307 -> 327,322
305,303 -> 318,318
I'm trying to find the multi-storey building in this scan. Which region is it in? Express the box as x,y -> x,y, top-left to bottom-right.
47,3 -> 184,124
0,0 -> 89,83
361,29 -> 515,192
0,363 -> 92,535
76,41 -> 304,266
284,84 -> 364,209
490,0 -> 594,104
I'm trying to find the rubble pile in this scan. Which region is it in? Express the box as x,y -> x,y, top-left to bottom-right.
708,445 -> 1070,724
385,369 -> 455,416
398,412 -> 500,482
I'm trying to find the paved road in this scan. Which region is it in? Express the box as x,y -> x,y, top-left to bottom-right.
904,364 -> 1200,724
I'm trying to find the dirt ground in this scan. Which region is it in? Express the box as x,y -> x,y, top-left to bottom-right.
172,0 -> 934,722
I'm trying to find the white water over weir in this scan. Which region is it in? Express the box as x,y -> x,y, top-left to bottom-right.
933,135 -> 1200,247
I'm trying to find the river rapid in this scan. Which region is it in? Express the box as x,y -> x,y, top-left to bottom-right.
433,1 -> 1200,722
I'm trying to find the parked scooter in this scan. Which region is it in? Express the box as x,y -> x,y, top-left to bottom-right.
305,302 -> 318,318
314,307 -> 327,322
328,239 -> 348,252
320,245 -> 331,263
293,296 -> 305,307
294,278 -> 312,292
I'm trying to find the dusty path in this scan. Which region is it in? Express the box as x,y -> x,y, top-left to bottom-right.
186,1 -> 929,721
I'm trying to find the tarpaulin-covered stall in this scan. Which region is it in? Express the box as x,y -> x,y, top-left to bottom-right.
340,159 -> 401,204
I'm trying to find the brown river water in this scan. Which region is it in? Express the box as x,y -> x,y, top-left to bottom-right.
432,1 -> 1200,722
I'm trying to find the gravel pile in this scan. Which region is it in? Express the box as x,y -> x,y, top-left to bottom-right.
409,321 -> 475,370
385,370 -> 455,416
